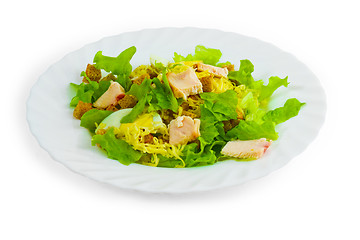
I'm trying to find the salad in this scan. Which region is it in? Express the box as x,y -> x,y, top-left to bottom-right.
69,45 -> 305,168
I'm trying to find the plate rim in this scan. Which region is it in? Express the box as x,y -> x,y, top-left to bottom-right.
26,27 -> 327,193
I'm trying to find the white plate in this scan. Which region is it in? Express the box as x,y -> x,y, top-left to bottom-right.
26,27 -> 326,193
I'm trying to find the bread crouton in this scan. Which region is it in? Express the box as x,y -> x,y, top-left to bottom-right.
180,101 -> 190,111
236,108 -> 244,120
130,65 -> 158,80
73,100 -> 93,119
223,119 -> 240,132
82,64 -> 101,83
143,134 -> 154,144
196,72 -> 213,92
222,64 -> 235,72
182,110 -> 198,119
105,105 -> 119,112
132,73 -> 150,85
101,73 -> 117,81
118,95 -> 138,109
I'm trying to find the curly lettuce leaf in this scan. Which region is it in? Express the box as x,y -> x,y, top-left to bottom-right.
197,91 -> 238,151
120,78 -> 152,123
80,109 -> 113,133
182,143 -> 217,167
263,98 -> 305,124
93,81 -> 111,101
120,95 -> 151,124
226,97 -> 304,141
92,128 -> 142,166
226,120 -> 278,141
126,78 -> 152,99
258,76 -> 289,102
93,46 -> 136,91
200,90 -> 238,121
157,141 -> 224,168
69,79 -> 110,107
156,155 -> 184,168
239,91 -> 266,122
228,60 -> 263,88
121,72 -> 179,123
198,117 -> 219,148
69,82 -> 94,107
173,45 -> 222,66
229,60 -> 289,103
216,61 -> 232,67
148,73 -> 178,112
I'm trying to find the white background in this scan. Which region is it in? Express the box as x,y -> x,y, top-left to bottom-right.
2,0 -> 359,239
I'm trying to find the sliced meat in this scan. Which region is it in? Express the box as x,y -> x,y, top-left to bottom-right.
182,110 -> 198,119
221,138 -> 272,159
93,82 -> 125,109
196,63 -> 229,78
169,116 -> 201,145
167,67 -> 203,100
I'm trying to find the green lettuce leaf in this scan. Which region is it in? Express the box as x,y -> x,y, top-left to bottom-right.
93,46 -> 136,91
121,72 -> 179,123
258,76 -> 289,102
156,155 -> 184,168
239,91 -> 266,122
69,82 -> 94,107
80,109 -> 113,133
182,143 -> 217,167
216,61 -> 232,67
226,120 -> 278,140
120,95 -> 151,124
92,128 -> 142,165
226,98 -> 305,141
200,90 -> 238,121
198,118 -> 219,148
196,90 -> 238,151
120,78 -> 152,123
148,73 -> 178,112
173,45 -> 222,66
69,75 -> 111,107
126,78 -> 152,99
92,81 -> 111,101
263,98 -> 305,124
228,60 -> 263,88
228,60 -> 289,103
